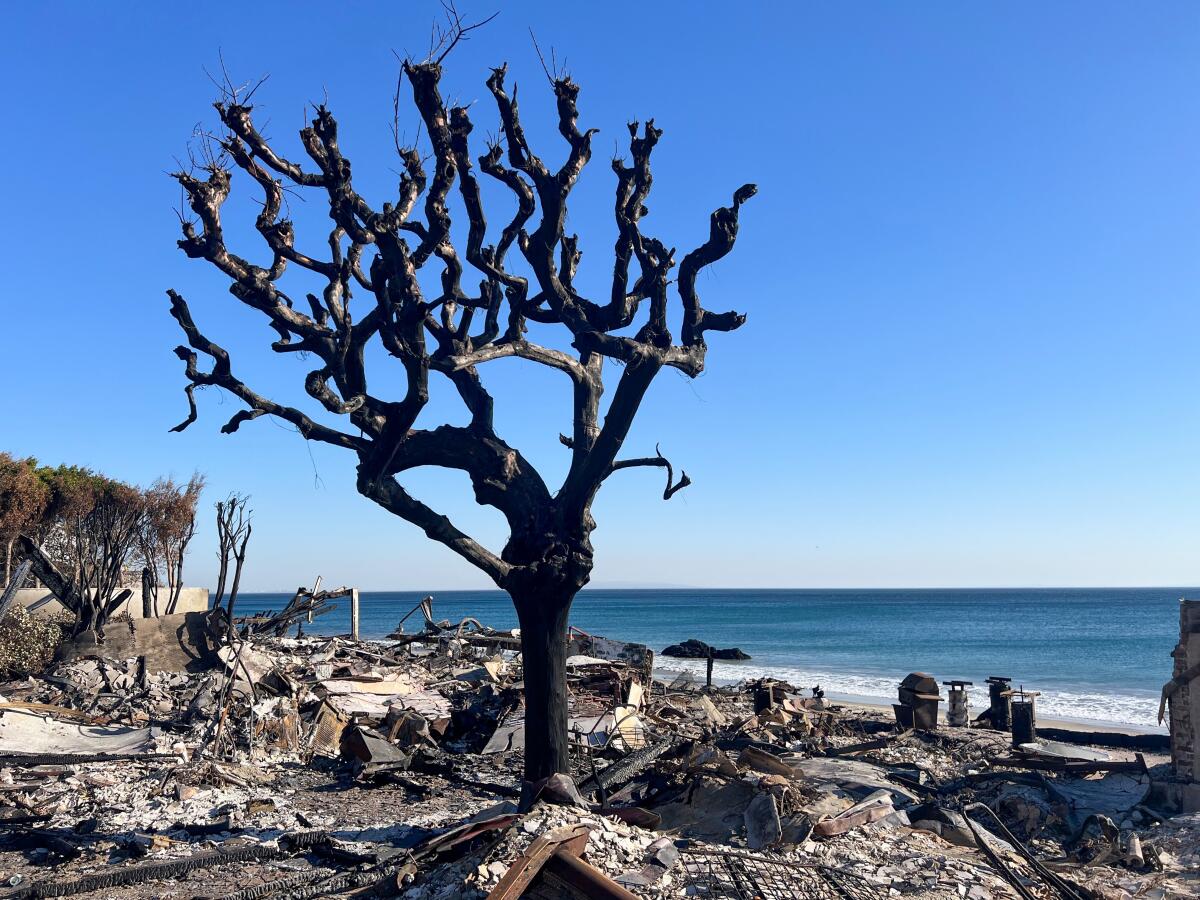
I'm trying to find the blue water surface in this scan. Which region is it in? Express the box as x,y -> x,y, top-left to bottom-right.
236,587 -> 1192,729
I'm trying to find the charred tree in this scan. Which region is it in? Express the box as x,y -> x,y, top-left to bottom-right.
139,475 -> 204,616
166,39 -> 755,784
213,494 -> 252,618
16,473 -> 144,636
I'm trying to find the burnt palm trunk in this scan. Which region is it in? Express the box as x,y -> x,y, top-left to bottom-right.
514,590 -> 575,781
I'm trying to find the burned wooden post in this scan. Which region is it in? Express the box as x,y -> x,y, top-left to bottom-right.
706,646 -> 714,690
15,536 -> 85,623
754,682 -> 778,714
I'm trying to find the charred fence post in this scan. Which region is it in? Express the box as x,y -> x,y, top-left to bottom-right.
753,682 -> 777,714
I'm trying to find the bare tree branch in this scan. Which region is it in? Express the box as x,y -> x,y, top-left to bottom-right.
356,467 -> 510,583
167,291 -> 368,451
15,535 -> 81,615
608,444 -> 692,499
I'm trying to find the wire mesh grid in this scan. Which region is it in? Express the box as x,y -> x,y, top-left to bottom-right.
679,848 -> 888,900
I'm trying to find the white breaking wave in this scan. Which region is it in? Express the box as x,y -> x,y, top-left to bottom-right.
655,658 -> 1164,732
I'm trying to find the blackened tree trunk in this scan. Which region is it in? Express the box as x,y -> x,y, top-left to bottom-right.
141,566 -> 155,618
164,23 -> 756,786
514,589 -> 575,780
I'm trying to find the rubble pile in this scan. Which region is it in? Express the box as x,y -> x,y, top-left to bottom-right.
0,602 -> 1193,899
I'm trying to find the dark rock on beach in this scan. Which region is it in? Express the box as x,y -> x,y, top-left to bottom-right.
661,638 -> 751,660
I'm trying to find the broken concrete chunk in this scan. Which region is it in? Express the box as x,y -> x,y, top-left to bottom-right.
0,709 -> 160,756
744,791 -> 782,849
522,772 -> 588,809
738,745 -> 794,778
342,725 -> 411,769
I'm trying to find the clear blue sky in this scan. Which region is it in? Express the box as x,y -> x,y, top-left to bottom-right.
2,2 -> 1197,591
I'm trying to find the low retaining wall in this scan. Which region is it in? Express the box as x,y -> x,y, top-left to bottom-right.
60,610 -> 225,672
10,587 -> 210,619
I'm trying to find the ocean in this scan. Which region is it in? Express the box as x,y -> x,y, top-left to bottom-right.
236,587 -> 1192,732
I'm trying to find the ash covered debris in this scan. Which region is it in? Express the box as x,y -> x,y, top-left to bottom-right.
0,598 -> 1192,899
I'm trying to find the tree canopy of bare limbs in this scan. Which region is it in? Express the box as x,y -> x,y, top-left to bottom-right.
213,493 -> 252,617
166,30 -> 756,782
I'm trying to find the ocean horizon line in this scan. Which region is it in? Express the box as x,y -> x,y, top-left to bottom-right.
238,584 -> 1200,595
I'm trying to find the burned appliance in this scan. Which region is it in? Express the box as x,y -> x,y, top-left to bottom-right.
894,672 -> 941,731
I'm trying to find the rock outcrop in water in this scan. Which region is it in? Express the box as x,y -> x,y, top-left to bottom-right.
661,638 -> 751,660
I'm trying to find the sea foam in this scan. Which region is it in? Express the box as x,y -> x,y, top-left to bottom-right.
655,658 -> 1164,731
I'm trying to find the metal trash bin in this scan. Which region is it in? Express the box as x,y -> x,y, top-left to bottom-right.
986,676 -> 1013,731
1010,687 -> 1039,746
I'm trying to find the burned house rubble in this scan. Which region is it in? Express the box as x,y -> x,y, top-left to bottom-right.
0,594 -> 1194,899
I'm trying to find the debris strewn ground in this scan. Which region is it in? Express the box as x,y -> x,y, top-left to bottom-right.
0,596 -> 1194,900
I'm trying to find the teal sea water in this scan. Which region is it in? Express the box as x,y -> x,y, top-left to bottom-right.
236,588 -> 1191,731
